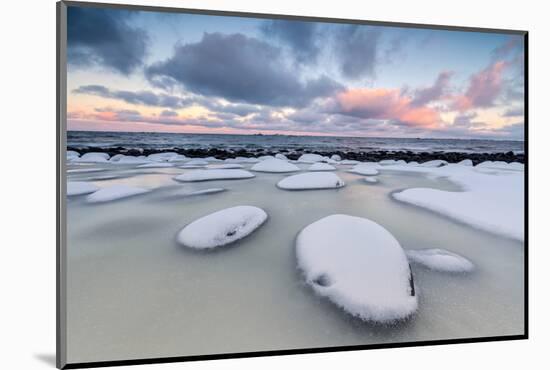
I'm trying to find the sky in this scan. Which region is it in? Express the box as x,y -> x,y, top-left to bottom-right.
66,6 -> 525,140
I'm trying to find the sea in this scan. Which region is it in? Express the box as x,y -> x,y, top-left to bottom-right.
67,131 -> 524,154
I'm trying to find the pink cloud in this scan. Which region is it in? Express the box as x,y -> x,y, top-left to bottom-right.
334,88 -> 441,128
453,61 -> 507,111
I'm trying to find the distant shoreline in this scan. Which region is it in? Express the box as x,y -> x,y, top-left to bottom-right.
66,146 -> 525,165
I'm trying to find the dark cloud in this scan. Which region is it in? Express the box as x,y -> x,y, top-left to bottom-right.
261,20 -> 319,63
160,110 -> 178,117
145,32 -> 342,107
73,85 -> 194,109
411,71 -> 453,106
334,25 -> 380,79
503,107 -> 524,117
67,7 -> 148,75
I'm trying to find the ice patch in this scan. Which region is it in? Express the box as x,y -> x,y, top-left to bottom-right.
308,162 -> 335,171
177,206 -> 268,249
277,172 -> 345,190
296,214 -> 417,323
251,158 -> 300,173
67,181 -> 99,196
406,248 -> 474,273
174,169 -> 255,182
86,185 -> 149,203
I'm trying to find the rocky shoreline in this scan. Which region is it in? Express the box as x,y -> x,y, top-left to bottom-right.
67,146 -> 525,165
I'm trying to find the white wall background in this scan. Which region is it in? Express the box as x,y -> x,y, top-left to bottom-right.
0,0 -> 547,369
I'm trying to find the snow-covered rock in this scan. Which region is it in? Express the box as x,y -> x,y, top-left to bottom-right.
115,155 -> 150,164
277,172 -> 345,190
207,163 -> 244,169
419,160 -> 447,168
364,177 -> 378,184
251,158 -> 300,173
174,169 -> 255,182
147,152 -> 179,162
296,214 -> 417,323
349,164 -> 379,176
331,154 -> 342,161
109,154 -> 125,162
308,162 -> 335,171
275,153 -> 288,161
298,153 -> 324,163
379,159 -> 406,165
457,159 -> 473,166
476,161 -> 524,171
340,160 -> 360,165
186,159 -> 210,166
86,185 -> 149,203
257,155 -> 275,161
167,154 -> 188,162
67,181 -> 99,196
74,152 -> 110,163
177,206 -> 268,249
66,151 -> 80,160
406,248 -> 474,273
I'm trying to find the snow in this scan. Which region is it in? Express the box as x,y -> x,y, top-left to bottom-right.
258,155 -> 275,161
349,163 -> 379,176
114,155 -> 150,164
308,162 -> 335,171
275,153 -> 288,160
393,164 -> 524,241
67,168 -> 105,174
179,164 -> 206,169
251,158 -> 300,173
74,152 -> 110,163
174,169 -> 255,182
185,159 -> 210,166
364,177 -> 378,184
406,248 -> 474,273
172,188 -> 226,197
67,181 -> 99,196
457,159 -> 473,166
340,160 -> 360,165
298,153 -> 324,163
167,154 -> 188,162
67,151 -> 80,160
225,157 -> 260,164
147,152 -> 179,162
109,154 -> 125,162
419,160 -> 447,168
177,206 -> 268,249
379,159 -> 406,165
277,172 -> 345,190
331,154 -> 342,161
86,185 -> 149,203
137,162 -> 174,168
476,161 -> 524,171
207,163 -> 244,169
296,214 -> 417,323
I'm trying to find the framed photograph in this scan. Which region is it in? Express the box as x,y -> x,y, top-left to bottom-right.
57,1 -> 527,368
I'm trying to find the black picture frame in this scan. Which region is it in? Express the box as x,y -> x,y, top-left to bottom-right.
56,1 -> 529,368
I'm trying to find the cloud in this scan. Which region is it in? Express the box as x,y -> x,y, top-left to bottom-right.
261,20 -> 319,63
330,88 -> 441,127
503,107 -> 524,117
334,25 -> 380,79
72,85 -> 194,109
145,32 -> 342,107
160,110 -> 178,117
411,71 -> 453,106
452,61 -> 507,111
67,7 -> 148,75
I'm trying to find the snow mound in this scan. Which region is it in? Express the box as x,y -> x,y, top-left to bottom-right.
277,172 -> 345,190
296,214 -> 417,323
86,185 -> 149,203
115,155 -> 149,164
186,159 -> 210,166
457,159 -> 473,166
168,154 -> 188,162
379,159 -> 406,165
298,153 -> 324,163
331,154 -> 342,161
177,206 -> 268,249
74,152 -> 110,163
340,160 -> 360,165
275,153 -> 288,160
406,248 -> 474,273
137,162 -> 174,168
419,160 -> 447,168
208,163 -> 244,169
225,157 -> 260,164
308,162 -> 336,171
174,169 -> 255,182
67,181 -> 99,196
349,164 -> 379,176
147,152 -> 179,162
393,164 -> 524,241
476,161 -> 524,171
251,158 -> 300,173
179,164 -> 206,169
364,177 -> 378,184
67,151 -> 80,160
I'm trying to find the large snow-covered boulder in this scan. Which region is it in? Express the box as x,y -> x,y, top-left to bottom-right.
457,159 -> 473,166
86,185 -> 149,203
74,152 -> 110,163
275,153 -> 288,161
298,153 -> 324,163
174,169 -> 255,182
251,158 -> 300,173
67,181 -> 99,196
296,214 -> 417,323
406,248 -> 474,273
114,155 -> 149,164
308,162 -> 335,171
147,152 -> 180,162
331,154 -> 342,161
277,172 -> 345,190
177,206 -> 268,249
66,151 -> 80,161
